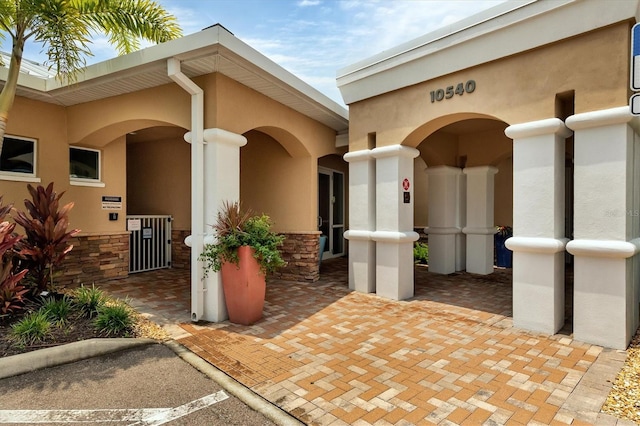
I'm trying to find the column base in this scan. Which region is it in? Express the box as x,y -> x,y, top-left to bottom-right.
465,231 -> 494,275
508,237 -> 567,335
348,239 -> 376,293
567,239 -> 640,350
372,231 -> 419,300
424,231 -> 457,274
573,257 -> 631,349
512,251 -> 565,334
376,241 -> 414,300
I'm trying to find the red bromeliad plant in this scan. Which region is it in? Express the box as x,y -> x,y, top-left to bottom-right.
0,198 -> 28,316
13,183 -> 80,294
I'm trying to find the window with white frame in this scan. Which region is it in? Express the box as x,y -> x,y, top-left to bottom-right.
0,136 -> 36,177
70,146 -> 101,182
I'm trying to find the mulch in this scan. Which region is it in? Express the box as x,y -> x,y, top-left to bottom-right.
602,330 -> 640,423
0,314 -> 128,358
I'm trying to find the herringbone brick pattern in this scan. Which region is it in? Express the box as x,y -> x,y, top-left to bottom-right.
102,259 -> 625,425
176,260 -> 604,425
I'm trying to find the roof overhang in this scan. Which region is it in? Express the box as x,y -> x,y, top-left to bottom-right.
1,24 -> 348,132
337,0 -> 640,105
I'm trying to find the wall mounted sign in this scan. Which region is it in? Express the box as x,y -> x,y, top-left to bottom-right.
430,80 -> 476,103
631,23 -> 640,115
142,227 -> 153,240
127,218 -> 141,231
402,178 -> 410,191
101,196 -> 122,210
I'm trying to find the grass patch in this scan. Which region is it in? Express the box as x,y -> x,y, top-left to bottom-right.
40,295 -> 73,326
10,311 -> 51,346
94,301 -> 134,336
73,285 -> 108,319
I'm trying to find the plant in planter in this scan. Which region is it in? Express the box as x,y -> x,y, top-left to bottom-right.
494,225 -> 513,268
199,201 -> 285,325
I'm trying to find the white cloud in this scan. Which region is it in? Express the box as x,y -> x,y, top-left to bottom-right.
298,0 -> 322,6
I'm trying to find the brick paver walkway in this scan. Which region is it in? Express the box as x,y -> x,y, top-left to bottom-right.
102,259 -> 633,425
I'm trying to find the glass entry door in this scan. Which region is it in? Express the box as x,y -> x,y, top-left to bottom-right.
318,167 -> 345,259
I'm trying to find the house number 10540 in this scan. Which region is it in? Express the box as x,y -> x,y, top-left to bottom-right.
430,80 -> 476,103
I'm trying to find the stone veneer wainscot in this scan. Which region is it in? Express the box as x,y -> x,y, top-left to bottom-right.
171,229 -> 191,270
272,231 -> 321,282
59,232 -> 129,288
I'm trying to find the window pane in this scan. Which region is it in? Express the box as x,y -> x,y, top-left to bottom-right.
0,137 -> 34,174
70,148 -> 99,180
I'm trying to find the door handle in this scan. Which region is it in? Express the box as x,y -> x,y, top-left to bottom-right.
318,216 -> 323,229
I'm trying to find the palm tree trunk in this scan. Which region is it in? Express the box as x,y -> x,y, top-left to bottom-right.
0,37 -> 25,158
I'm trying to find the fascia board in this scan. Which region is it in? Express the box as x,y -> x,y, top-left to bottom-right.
0,67 -> 48,91
43,26 -> 227,91
337,0 -> 640,104
31,24 -> 347,126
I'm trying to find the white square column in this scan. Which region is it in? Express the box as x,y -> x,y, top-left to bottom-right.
566,107 -> 640,349
424,166 -> 464,274
505,119 -> 570,335
371,145 -> 420,300
185,128 -> 247,323
344,149 -> 376,293
463,166 -> 498,275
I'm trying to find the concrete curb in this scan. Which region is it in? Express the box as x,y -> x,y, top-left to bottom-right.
164,340 -> 305,426
0,338 -> 156,380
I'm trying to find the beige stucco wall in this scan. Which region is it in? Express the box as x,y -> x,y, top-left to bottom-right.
241,130 -> 316,232
66,84 -> 191,147
348,22 -> 631,230
66,136 -> 127,234
47,71 -> 344,235
347,23 -> 631,151
1,97 -> 65,201
126,137 -> 191,230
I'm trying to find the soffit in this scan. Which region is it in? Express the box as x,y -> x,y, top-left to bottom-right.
5,25 -> 349,132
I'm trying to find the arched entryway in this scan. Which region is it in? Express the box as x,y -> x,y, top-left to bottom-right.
414,116 -> 511,276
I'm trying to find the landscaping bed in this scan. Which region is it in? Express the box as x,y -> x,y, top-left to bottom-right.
0,287 -> 169,358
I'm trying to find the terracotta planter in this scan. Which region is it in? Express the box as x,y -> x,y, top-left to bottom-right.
220,245 -> 266,325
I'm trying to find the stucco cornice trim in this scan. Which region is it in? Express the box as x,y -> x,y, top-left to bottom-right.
371,145 -> 420,160
424,227 -> 462,235
506,237 -> 568,254
371,231 -> 420,243
344,149 -> 372,162
463,227 -> 497,236
505,118 -> 572,139
566,239 -> 640,259
344,230 -> 373,241
565,106 -> 634,131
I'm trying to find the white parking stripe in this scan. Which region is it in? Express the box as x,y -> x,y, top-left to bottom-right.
0,390 -> 229,424
134,391 -> 230,425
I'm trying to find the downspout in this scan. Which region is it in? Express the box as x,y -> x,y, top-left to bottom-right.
167,57 -> 204,321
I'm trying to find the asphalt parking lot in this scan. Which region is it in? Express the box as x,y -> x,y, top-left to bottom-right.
0,343 -> 277,425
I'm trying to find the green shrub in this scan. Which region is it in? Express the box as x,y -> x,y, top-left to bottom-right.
94,302 -> 133,336
199,201 -> 285,275
40,295 -> 73,326
414,242 -> 429,265
74,284 -> 107,318
11,310 -> 51,345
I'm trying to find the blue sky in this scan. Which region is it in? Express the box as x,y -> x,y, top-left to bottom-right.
22,0 -> 505,106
